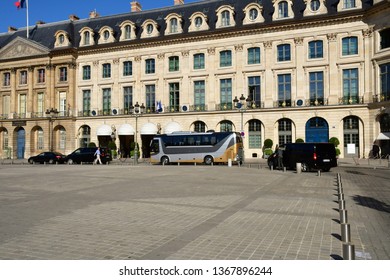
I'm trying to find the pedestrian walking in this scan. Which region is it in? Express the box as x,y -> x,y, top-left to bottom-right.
275,144 -> 284,170
94,147 -> 102,165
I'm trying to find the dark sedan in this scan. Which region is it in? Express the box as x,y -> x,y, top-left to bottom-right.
28,152 -> 66,164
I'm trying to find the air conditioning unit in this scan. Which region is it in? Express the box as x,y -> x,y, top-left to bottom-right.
112,108 -> 119,115
91,110 -> 98,116
296,99 -> 305,107
181,104 -> 190,112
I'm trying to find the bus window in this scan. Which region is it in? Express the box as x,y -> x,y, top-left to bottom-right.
150,139 -> 160,153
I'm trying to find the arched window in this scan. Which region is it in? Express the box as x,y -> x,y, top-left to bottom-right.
59,127 -> 66,150
37,128 -> 44,150
278,119 -> 292,145
84,31 -> 90,45
193,121 -> 206,132
79,125 -> 91,148
248,120 -> 262,148
220,121 -> 233,132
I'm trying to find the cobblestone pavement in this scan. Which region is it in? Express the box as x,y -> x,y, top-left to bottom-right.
0,164 -> 388,260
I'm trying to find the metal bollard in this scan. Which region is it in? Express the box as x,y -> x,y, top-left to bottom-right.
270,165 -> 273,171
317,170 -> 321,176
342,243 -> 355,260
339,193 -> 345,201
341,223 -> 351,243
283,167 -> 286,172
339,209 -> 348,224
296,163 -> 302,174
228,159 -> 232,167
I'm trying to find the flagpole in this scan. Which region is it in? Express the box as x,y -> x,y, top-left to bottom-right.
26,0 -> 29,38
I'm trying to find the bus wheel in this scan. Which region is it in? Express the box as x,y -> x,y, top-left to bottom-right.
161,156 -> 169,165
204,156 -> 213,165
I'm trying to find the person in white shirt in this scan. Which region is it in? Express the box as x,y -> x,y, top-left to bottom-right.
93,147 -> 102,165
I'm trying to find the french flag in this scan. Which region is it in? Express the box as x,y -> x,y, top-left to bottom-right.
14,0 -> 27,9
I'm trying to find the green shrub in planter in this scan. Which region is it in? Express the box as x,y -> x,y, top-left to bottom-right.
88,142 -> 97,148
295,138 -> 304,143
329,137 -> 340,147
264,139 -> 273,149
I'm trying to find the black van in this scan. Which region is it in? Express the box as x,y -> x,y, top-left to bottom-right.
65,147 -> 112,164
282,143 -> 337,172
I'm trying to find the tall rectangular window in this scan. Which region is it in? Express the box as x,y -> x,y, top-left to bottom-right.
123,61 -> 133,76
343,68 -> 359,104
59,67 -> 67,82
193,53 -> 205,70
169,83 -> 180,112
2,95 -> 10,118
37,92 -> 44,117
102,88 -> 111,115
220,78 -> 232,110
194,81 -> 206,111
248,76 -> 261,108
59,128 -> 66,150
277,44 -> 291,62
278,2 -> 289,18
309,72 -> 324,105
59,92 -> 67,116
82,65 -> 91,80
37,69 -> 45,83
170,18 -> 178,33
145,59 -> 155,74
380,28 -> 390,50
102,63 -> 111,78
380,63 -> 390,101
3,72 -> 10,86
83,90 -> 91,116
146,85 -> 156,113
20,70 -> 27,85
277,74 -> 291,107
19,94 -> 27,116
308,40 -> 323,59
123,86 -> 133,113
37,129 -> 44,150
220,50 -> 232,67
342,37 -> 358,56
248,47 -> 261,64
169,56 -> 180,72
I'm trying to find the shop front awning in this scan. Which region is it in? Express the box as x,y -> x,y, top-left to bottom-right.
96,124 -> 112,136
376,132 -> 390,140
117,124 -> 135,135
140,122 -> 158,135
164,121 -> 182,134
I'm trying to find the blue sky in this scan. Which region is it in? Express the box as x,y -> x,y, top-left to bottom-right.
1,0 -> 201,34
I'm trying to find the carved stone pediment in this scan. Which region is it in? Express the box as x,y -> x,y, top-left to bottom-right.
0,37 -> 50,61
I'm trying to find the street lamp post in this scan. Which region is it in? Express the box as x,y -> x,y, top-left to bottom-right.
130,102 -> 145,164
233,94 -> 252,135
45,108 -> 59,152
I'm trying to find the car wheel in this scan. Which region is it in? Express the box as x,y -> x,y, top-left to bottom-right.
67,159 -> 74,165
28,159 -> 34,164
161,156 -> 169,165
301,163 -> 309,172
204,155 -> 213,165
49,159 -> 54,164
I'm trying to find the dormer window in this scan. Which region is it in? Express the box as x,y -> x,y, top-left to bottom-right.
141,20 -> 159,38
303,0 -> 327,16
54,30 -> 71,48
165,13 -> 183,35
119,21 -> 136,41
189,12 -> 209,32
337,0 -> 362,11
216,5 -> 236,29
243,3 -> 264,25
272,0 -> 294,21
98,26 -> 115,44
79,27 -> 95,47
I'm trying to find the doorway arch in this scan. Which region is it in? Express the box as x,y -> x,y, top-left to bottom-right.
16,127 -> 26,159
305,117 -> 329,143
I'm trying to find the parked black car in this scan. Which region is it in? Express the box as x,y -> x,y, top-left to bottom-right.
65,147 -> 112,164
28,152 -> 66,164
282,143 -> 337,172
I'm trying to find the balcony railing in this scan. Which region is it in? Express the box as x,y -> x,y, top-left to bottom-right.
373,94 -> 390,103
338,97 -> 364,105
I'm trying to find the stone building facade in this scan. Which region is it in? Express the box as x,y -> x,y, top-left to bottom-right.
0,0 -> 389,160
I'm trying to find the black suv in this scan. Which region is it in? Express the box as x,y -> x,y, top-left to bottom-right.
65,147 -> 112,164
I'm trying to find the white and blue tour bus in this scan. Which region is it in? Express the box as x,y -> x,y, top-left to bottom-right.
150,131 -> 244,165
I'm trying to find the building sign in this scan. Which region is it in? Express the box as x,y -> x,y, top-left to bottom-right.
12,120 -> 26,126
347,143 -> 356,154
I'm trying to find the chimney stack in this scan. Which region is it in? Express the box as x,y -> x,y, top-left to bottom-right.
174,0 -> 184,5
89,10 -> 100,19
69,14 -> 80,21
131,1 -> 142,12
8,26 -> 17,32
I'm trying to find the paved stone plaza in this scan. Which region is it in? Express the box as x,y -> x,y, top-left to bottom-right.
0,163 -> 388,260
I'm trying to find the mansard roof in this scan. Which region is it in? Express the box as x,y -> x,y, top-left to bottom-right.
0,0 -> 378,52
